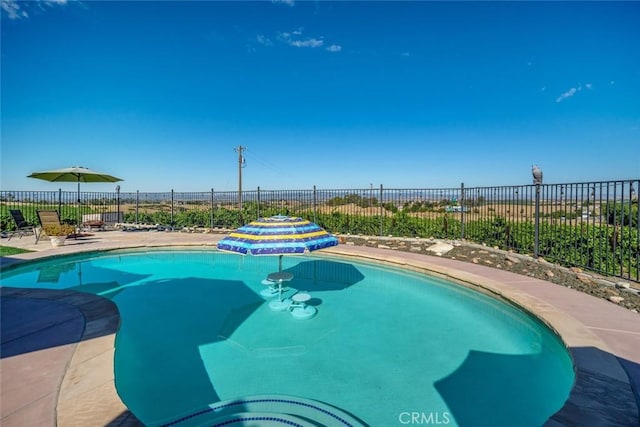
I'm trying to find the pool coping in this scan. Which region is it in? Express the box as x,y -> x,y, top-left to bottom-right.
1,234 -> 638,426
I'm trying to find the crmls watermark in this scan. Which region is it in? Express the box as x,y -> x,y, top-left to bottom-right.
398,411 -> 451,425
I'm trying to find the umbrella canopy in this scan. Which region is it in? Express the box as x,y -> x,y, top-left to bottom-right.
28,166 -> 123,199
218,215 -> 338,255
217,215 -> 339,272
28,166 -> 123,184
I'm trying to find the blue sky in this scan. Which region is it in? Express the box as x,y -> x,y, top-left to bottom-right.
1,1 -> 638,192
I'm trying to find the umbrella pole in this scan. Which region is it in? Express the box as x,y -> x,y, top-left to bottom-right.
76,178 -> 81,237
278,255 -> 283,301
78,262 -> 82,287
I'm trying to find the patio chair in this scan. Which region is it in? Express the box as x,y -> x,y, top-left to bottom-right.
81,213 -> 105,232
37,209 -> 76,240
8,209 -> 40,243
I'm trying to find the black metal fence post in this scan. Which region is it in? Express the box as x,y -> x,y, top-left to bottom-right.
379,184 -> 384,237
170,189 -> 174,227
313,185 -> 317,223
635,181 -> 640,281
116,186 -> 120,222
460,182 -> 465,240
135,190 -> 139,224
534,183 -> 541,259
210,188 -> 214,229
257,186 -> 261,220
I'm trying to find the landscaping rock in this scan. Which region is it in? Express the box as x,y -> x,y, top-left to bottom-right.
577,275 -> 593,285
426,242 -> 454,255
339,235 -> 640,312
505,255 -> 520,264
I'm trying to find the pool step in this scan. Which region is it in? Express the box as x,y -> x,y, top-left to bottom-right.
201,411 -> 317,426
162,394 -> 367,427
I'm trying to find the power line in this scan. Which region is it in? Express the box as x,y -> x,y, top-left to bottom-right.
242,148 -> 283,175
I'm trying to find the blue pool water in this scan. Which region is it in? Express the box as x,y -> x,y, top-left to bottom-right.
1,250 -> 574,426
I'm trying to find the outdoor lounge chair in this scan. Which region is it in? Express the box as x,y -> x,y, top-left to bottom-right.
8,209 -> 39,243
81,213 -> 106,231
36,209 -> 76,240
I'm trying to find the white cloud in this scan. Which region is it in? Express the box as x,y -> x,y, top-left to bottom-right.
274,28 -> 343,52
2,0 -> 68,19
289,38 -> 323,48
272,0 -> 294,6
556,83 -> 592,102
256,34 -> 273,46
556,87 -> 577,103
279,30 -> 324,49
1,0 -> 28,19
279,30 -> 301,41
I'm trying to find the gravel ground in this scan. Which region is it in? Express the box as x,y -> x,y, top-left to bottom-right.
440,244 -> 640,312
343,236 -> 640,313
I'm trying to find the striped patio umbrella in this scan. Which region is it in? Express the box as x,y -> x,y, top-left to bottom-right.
216,215 -> 339,273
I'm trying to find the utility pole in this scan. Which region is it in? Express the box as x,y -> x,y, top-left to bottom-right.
235,146 -> 246,221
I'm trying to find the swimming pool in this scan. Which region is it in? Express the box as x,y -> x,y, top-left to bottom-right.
1,249 -> 574,426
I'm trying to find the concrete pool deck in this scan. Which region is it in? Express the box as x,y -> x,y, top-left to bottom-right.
1,230 -> 638,426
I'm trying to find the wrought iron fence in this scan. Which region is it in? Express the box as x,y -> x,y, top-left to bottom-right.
1,179 -> 638,282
